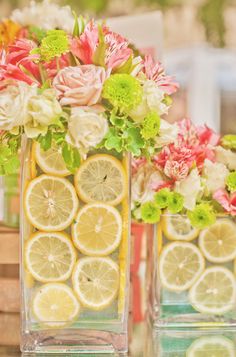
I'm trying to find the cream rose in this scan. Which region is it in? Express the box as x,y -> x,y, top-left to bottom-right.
175,168 -> 202,210
203,159 -> 229,194
53,65 -> 106,106
66,107 -> 108,157
24,89 -> 62,138
129,80 -> 169,122
215,146 -> 236,171
0,82 -> 37,131
155,119 -> 179,148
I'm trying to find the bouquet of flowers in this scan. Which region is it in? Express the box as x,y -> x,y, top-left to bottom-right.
0,0 -> 178,176
132,119 -> 236,228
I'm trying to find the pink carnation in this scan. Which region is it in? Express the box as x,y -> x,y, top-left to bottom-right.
213,189 -> 236,216
142,55 -> 179,95
52,65 -> 106,106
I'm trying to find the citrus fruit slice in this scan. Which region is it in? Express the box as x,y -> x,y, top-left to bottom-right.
189,266 -> 236,315
187,336 -> 235,357
25,231 -> 76,283
74,154 -> 127,206
72,257 -> 119,310
34,141 -> 70,177
162,215 -> 199,241
199,219 -> 236,263
72,203 -> 122,256
33,283 -> 80,327
159,242 -> 205,292
24,174 -> 78,231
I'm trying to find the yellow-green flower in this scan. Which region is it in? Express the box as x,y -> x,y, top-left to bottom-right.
102,74 -> 142,112
221,135 -> 236,150
226,171 -> 236,192
154,188 -> 170,209
187,203 -> 216,229
141,201 -> 161,224
168,192 -> 184,214
141,111 -> 160,140
39,29 -> 69,62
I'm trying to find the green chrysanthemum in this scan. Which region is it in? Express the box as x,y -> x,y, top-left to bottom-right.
168,192 -> 184,214
221,135 -> 236,150
140,201 -> 161,224
154,188 -> 170,209
226,171 -> 236,192
39,30 -> 69,62
102,74 -> 142,112
141,111 -> 161,140
187,203 -> 216,229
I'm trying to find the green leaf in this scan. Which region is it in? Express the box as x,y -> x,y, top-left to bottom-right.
126,127 -> 145,156
114,55 -> 133,74
72,11 -> 80,37
62,143 -> 81,173
92,24 -> 107,67
4,156 -> 20,175
104,128 -> 123,152
38,131 -> 52,151
29,26 -> 47,42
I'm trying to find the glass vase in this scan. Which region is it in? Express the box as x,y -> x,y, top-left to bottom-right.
20,138 -> 131,354
148,214 -> 236,328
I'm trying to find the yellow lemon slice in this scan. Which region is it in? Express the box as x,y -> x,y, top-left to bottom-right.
159,242 -> 205,292
74,154 -> 127,206
189,266 -> 236,315
34,141 -> 70,177
72,257 -> 119,311
186,336 -> 235,357
162,215 -> 199,241
25,231 -> 76,283
24,174 -> 78,231
72,203 -> 122,256
32,283 -> 80,327
199,219 -> 236,263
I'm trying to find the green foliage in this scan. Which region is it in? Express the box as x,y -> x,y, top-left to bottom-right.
0,134 -> 21,175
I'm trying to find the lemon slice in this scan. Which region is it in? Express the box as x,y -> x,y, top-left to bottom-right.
34,141 -> 70,177
25,231 -> 76,283
33,283 -> 80,327
199,219 -> 236,263
74,154 -> 127,206
162,215 -> 199,241
72,257 -> 119,310
159,242 -> 205,292
189,266 -> 236,315
72,203 -> 122,256
186,336 -> 235,357
24,174 -> 78,231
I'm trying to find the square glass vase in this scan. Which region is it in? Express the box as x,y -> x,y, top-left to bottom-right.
148,214 -> 236,328
20,138 -> 131,354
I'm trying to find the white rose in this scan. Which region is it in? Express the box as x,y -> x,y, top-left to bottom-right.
66,107 -> 108,157
215,146 -> 236,171
203,159 -> 229,194
175,168 -> 202,210
129,80 -> 169,122
24,89 -> 62,138
132,163 -> 164,207
0,82 -> 37,131
11,0 -> 74,33
155,119 -> 179,148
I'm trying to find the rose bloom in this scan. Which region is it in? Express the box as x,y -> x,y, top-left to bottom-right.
66,107 -> 108,157
175,168 -> 202,210
203,159 -> 229,194
0,82 -> 37,130
24,89 -> 62,138
53,65 -> 106,106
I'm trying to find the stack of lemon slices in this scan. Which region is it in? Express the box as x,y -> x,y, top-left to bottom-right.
23,142 -> 128,326
159,215 -> 236,316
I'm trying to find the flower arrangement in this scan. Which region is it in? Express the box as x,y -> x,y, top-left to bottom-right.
0,0 -> 178,175
132,118 -> 236,228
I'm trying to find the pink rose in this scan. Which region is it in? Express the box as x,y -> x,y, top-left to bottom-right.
52,65 -> 106,106
213,189 -> 236,216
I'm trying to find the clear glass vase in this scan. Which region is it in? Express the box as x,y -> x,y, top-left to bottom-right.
20,138 -> 131,354
148,214 -> 236,328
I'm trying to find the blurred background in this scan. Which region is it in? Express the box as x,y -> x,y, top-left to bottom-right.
1,0 -> 236,133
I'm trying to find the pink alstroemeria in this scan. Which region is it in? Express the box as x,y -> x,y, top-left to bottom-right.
44,53 -> 71,79
142,55 -> 179,95
0,63 -> 38,86
197,125 -> 220,147
213,189 -> 236,216
70,21 -> 132,70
